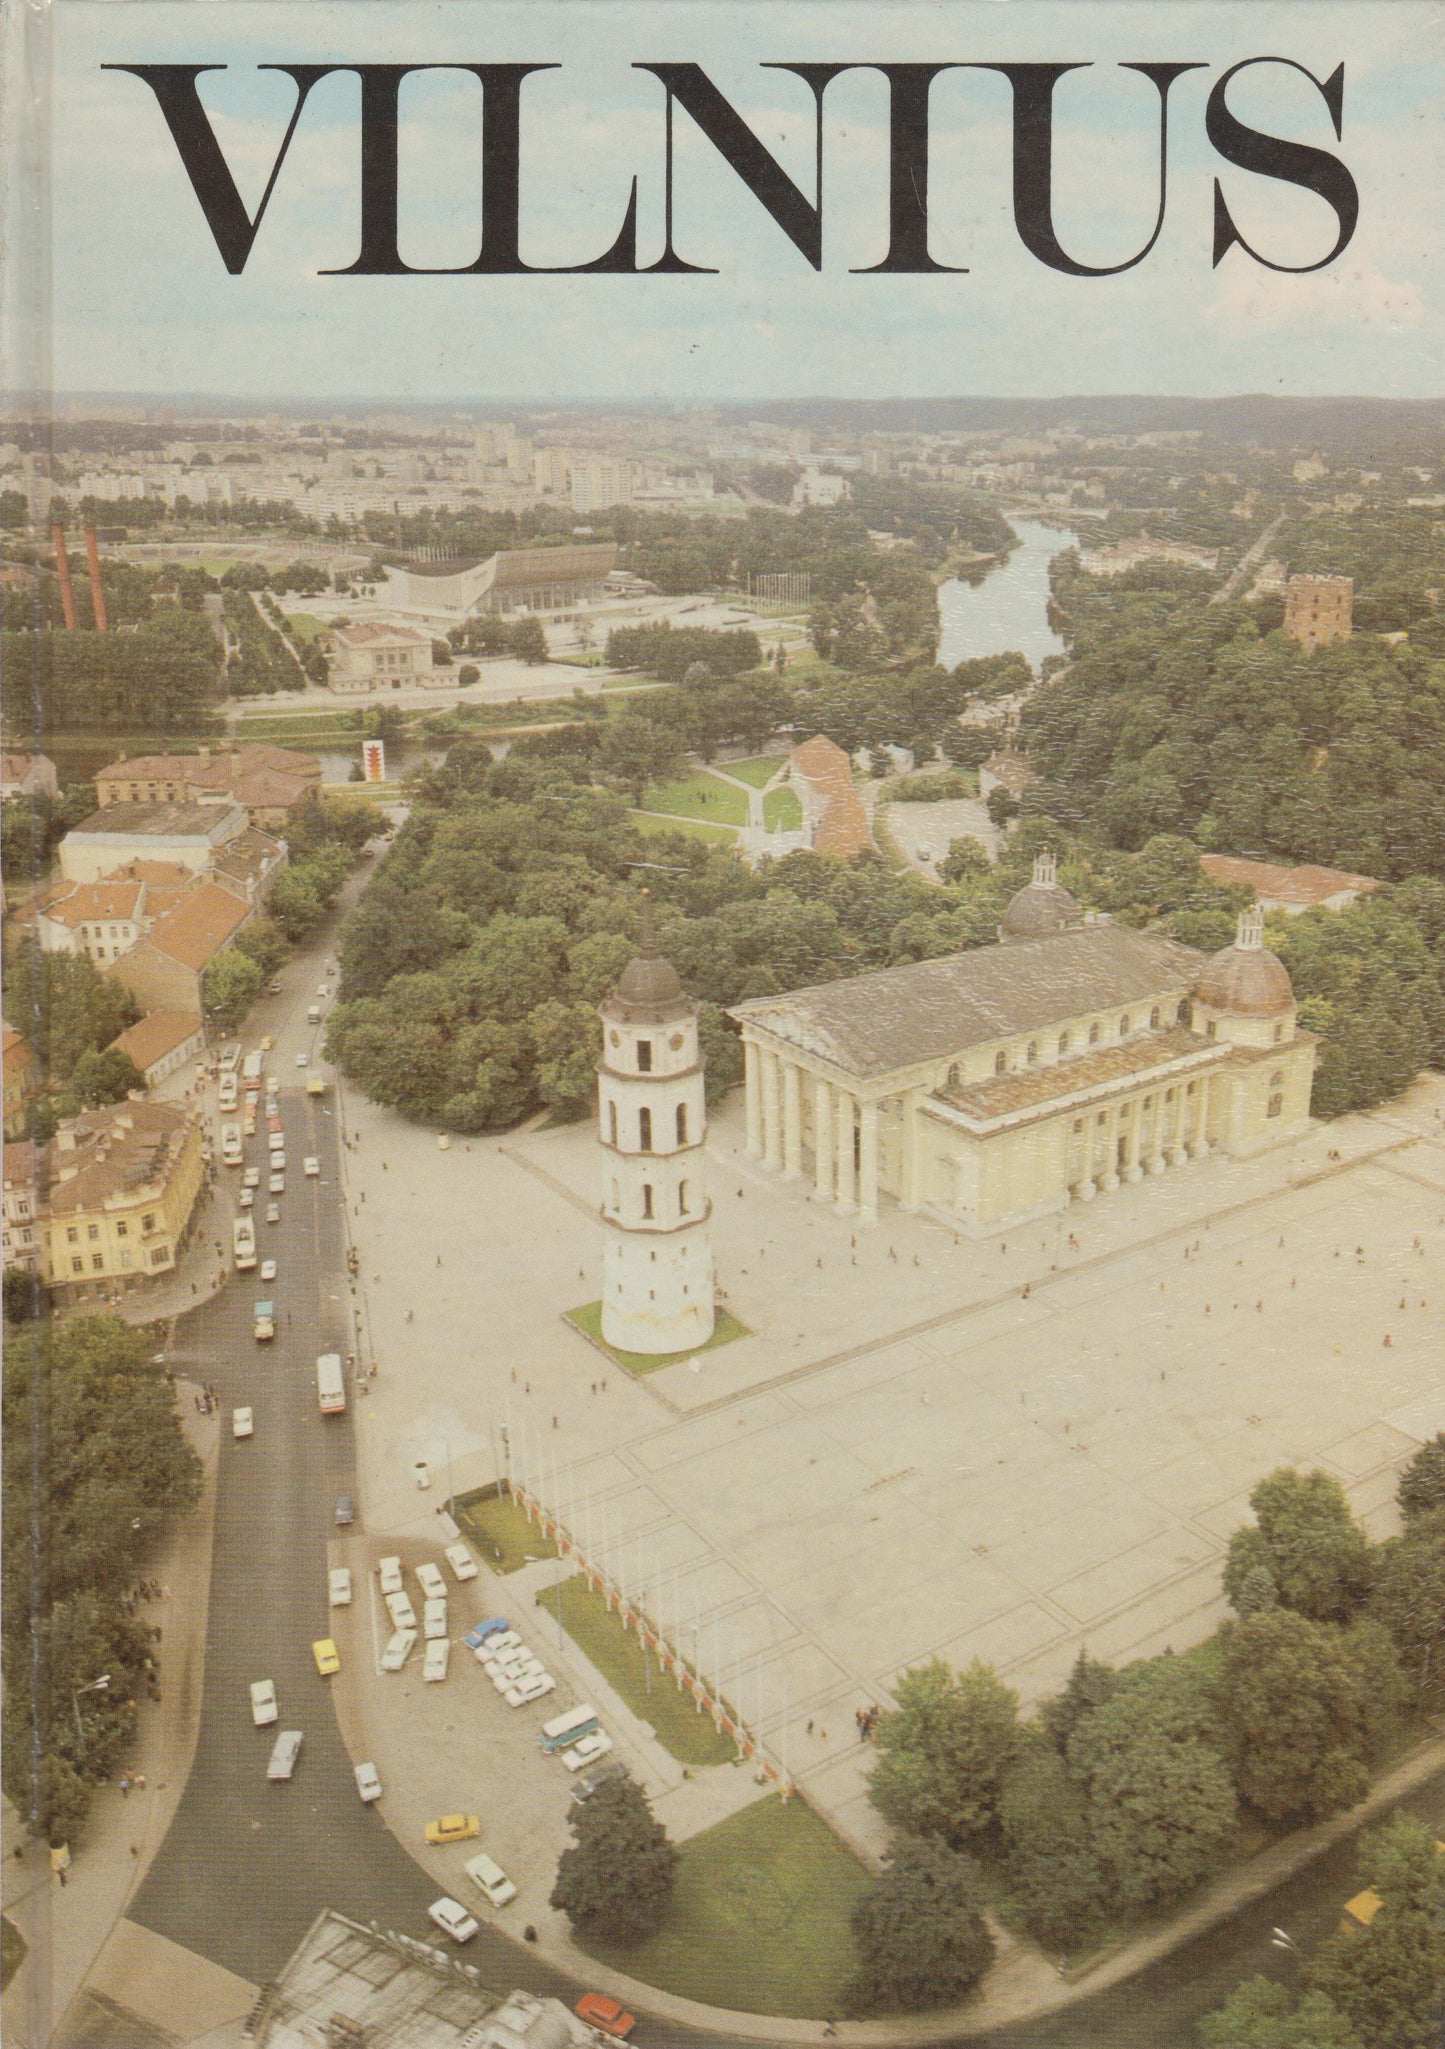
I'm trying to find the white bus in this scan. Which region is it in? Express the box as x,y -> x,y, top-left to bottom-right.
218,1043 -> 242,1074
233,1215 -> 257,1271
220,1122 -> 243,1166
316,1353 -> 346,1416
242,1050 -> 263,1086
540,1704 -> 600,1753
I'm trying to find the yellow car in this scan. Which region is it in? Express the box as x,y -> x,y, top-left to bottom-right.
424,1813 -> 479,1846
312,1639 -> 341,1677
260,1035 -> 274,1052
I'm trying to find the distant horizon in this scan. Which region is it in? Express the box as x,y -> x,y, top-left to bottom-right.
12,389 -> 1445,412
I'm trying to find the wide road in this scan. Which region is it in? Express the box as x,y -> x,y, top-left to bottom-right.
128,1072 -> 589,2014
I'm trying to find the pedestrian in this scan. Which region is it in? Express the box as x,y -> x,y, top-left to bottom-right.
524,1925 -> 537,1943
436,1254 -> 442,1267
120,1775 -> 130,1797
552,1414 -> 559,1430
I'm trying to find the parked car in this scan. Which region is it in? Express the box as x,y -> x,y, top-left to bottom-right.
463,1618 -> 507,1649
249,1679 -> 277,1726
232,1407 -> 254,1439
463,1851 -> 517,1909
265,1202 -> 281,1224
328,1567 -> 353,1607
427,1897 -> 478,1945
270,1153 -> 286,1173
424,1813 -> 479,1846
267,979 -> 282,995
562,1731 -> 614,1772
422,1599 -> 448,1641
380,1628 -> 416,1672
312,1638 -> 341,1677
295,1052 -> 309,1068
504,1672 -> 556,1707
415,1562 -> 447,1600
354,1761 -> 382,1803
260,1258 -> 277,1281
476,1629 -> 522,1656
570,1760 -> 629,1805
334,1493 -> 355,1527
378,1556 -> 404,1596
303,1156 -> 320,1177
575,1995 -> 635,2040
386,1590 -> 417,1631
238,1188 -> 255,1210
268,1173 -> 285,1194
423,1638 -> 451,1683
444,1544 -> 479,1583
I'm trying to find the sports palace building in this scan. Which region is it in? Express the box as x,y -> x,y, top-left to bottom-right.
376,544 -> 618,626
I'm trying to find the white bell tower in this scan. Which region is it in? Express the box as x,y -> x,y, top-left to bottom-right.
598,898 -> 715,1355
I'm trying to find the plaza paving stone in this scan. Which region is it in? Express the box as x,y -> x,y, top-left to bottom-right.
341,1070 -> 1445,1857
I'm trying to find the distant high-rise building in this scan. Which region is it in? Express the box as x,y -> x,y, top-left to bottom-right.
1283,574 -> 1352,650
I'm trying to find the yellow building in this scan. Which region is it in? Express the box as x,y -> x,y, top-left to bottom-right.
25,1099 -> 204,1300
730,858 -> 1316,1235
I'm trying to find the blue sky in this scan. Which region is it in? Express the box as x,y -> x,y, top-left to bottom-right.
20,0 -> 1445,399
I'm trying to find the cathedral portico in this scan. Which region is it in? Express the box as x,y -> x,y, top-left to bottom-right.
730,876 -> 1316,1237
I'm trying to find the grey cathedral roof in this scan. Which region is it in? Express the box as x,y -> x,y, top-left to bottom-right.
729,924 -> 1207,1080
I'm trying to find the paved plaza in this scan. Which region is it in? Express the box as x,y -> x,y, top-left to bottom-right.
342,1073 -> 1445,1858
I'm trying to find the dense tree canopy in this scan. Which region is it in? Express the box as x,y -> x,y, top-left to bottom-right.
550,1777 -> 678,1945
867,1659 -> 1022,1850
845,1836 -> 995,2014
2,1318 -> 201,1844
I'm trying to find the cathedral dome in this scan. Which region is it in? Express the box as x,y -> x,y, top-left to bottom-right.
1000,850 -> 1083,940
1195,906 -> 1294,1016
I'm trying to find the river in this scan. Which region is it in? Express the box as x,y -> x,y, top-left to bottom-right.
936,517 -> 1078,673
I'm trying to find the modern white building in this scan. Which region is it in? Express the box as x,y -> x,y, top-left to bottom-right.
597,912 -> 715,1355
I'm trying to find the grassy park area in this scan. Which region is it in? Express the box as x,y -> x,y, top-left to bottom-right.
576,1796 -> 867,2017
283,613 -> 325,642
1,1917 -> 27,1992
762,786 -> 803,832
537,1574 -> 739,1766
631,811 -> 738,846
564,1300 -> 750,1375
638,770 -> 750,827
723,755 -> 788,788
452,1486 -> 558,1574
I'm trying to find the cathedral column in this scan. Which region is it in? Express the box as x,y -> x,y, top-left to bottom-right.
834,1092 -> 857,1214
899,1091 -> 921,1211
1189,1079 -> 1211,1160
1166,1087 -> 1187,1166
1099,1105 -> 1121,1193
744,1039 -> 762,1158
858,1099 -> 880,1224
1146,1093 -> 1167,1174
782,1060 -> 803,1180
761,1050 -> 783,1172
1123,1100 -> 1145,1182
812,1077 -> 834,1203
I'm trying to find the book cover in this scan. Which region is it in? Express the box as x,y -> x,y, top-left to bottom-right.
2,4 -> 1442,2046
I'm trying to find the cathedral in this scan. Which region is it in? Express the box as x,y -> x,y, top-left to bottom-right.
729,854 -> 1317,1235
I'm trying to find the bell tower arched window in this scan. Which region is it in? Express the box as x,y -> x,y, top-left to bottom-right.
638,1107 -> 652,1152
676,1103 -> 688,1145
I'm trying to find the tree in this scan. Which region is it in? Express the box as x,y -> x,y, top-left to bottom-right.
845,1836 -> 995,2014
1309,1913 -> 1445,2049
868,1659 -> 1022,1849
1397,1434 -> 1445,1525
1039,1649 -> 1117,1757
997,1749 -> 1105,1951
1356,1813 -> 1445,1919
6,943 -> 138,1085
1200,1977 -> 1363,2049
1367,1519 -> 1445,1711
268,870 -> 325,941
64,1046 -> 143,1109
3,1266 -> 45,1324
939,836 -> 992,882
201,947 -> 263,1031
1068,1657 -> 1236,1912
1224,1469 -> 1371,1624
550,1777 -> 678,1945
508,617 -> 548,665
1215,1610 -> 1397,1820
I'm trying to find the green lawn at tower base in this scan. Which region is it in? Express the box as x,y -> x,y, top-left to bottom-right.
452,1486 -> 558,1574
637,769 -> 750,826
537,1573 -> 737,1766
722,754 -> 789,788
564,1300 -> 749,1376
574,1795 -> 868,2019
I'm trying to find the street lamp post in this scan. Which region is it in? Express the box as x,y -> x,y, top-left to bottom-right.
72,1674 -> 111,1748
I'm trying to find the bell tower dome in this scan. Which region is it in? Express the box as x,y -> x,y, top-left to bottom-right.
598,897 -> 715,1354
